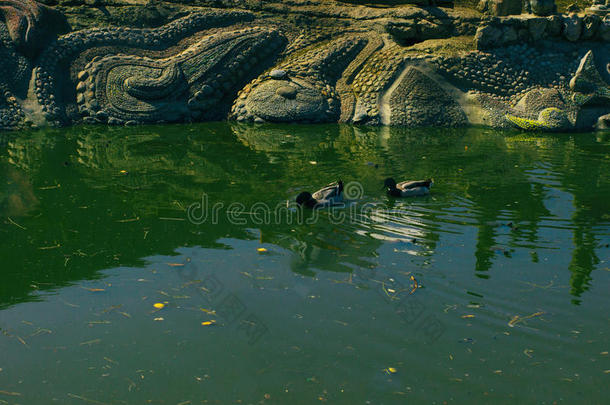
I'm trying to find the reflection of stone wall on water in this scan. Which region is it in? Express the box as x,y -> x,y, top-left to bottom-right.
2,124 -> 608,307
0,0 -> 608,132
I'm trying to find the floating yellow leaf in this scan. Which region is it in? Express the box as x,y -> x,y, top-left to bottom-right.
257,248 -> 268,253
119,170 -> 128,175
201,320 -> 216,326
154,317 -> 164,321
153,303 -> 165,309
0,390 -> 21,396
462,314 -> 475,319
508,311 -> 544,327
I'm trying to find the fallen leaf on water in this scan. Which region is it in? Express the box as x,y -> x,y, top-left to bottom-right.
201,320 -> 217,326
200,308 -> 216,315
257,248 -> 268,253
0,390 -> 21,396
153,303 -> 165,309
462,315 -> 475,319
493,370 -> 502,374
80,339 -> 101,346
166,263 -> 185,267
409,276 -> 419,294
508,311 -> 544,328
67,393 -> 109,404
387,367 -> 397,374
154,317 -> 164,322
524,349 -> 534,358
86,288 -> 105,292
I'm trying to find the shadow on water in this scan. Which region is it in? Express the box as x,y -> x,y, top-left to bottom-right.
0,123 -> 609,308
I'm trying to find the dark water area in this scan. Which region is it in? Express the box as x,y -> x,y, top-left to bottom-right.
0,123 -> 609,404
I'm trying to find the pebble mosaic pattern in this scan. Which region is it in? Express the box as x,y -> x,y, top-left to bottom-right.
0,0 -> 607,131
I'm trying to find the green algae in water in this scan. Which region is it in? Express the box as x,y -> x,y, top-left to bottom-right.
0,123 -> 609,404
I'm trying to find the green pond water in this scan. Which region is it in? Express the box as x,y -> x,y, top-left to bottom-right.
0,123 -> 609,404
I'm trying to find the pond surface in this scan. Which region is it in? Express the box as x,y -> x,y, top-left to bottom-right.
0,123 -> 609,404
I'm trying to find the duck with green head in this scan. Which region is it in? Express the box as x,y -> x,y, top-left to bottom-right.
296,180 -> 344,208
384,177 -> 432,197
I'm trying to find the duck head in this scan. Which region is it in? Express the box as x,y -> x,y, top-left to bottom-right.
296,191 -> 316,208
383,177 -> 397,190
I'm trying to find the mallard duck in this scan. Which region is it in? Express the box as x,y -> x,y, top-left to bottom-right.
384,177 -> 432,197
296,180 -> 344,208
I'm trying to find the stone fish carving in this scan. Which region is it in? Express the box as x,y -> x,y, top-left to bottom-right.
33,9 -> 257,124
0,0 -> 607,131
231,35 -> 368,123
76,27 -> 285,125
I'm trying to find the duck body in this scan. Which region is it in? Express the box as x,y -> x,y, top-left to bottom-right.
385,178 -> 432,197
296,180 -> 344,208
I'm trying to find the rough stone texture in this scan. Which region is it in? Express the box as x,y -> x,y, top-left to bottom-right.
599,15 -> 610,42
474,13 -> 608,50
570,50 -> 610,106
596,113 -> 610,129
537,107 -> 571,130
563,14 -> 582,42
235,35 -> 366,123
529,0 -> 556,16
478,0 -> 522,16
0,0 -> 70,58
389,66 -> 467,127
76,27 -> 284,124
33,8 -> 256,124
0,0 -> 608,132
515,88 -> 567,117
